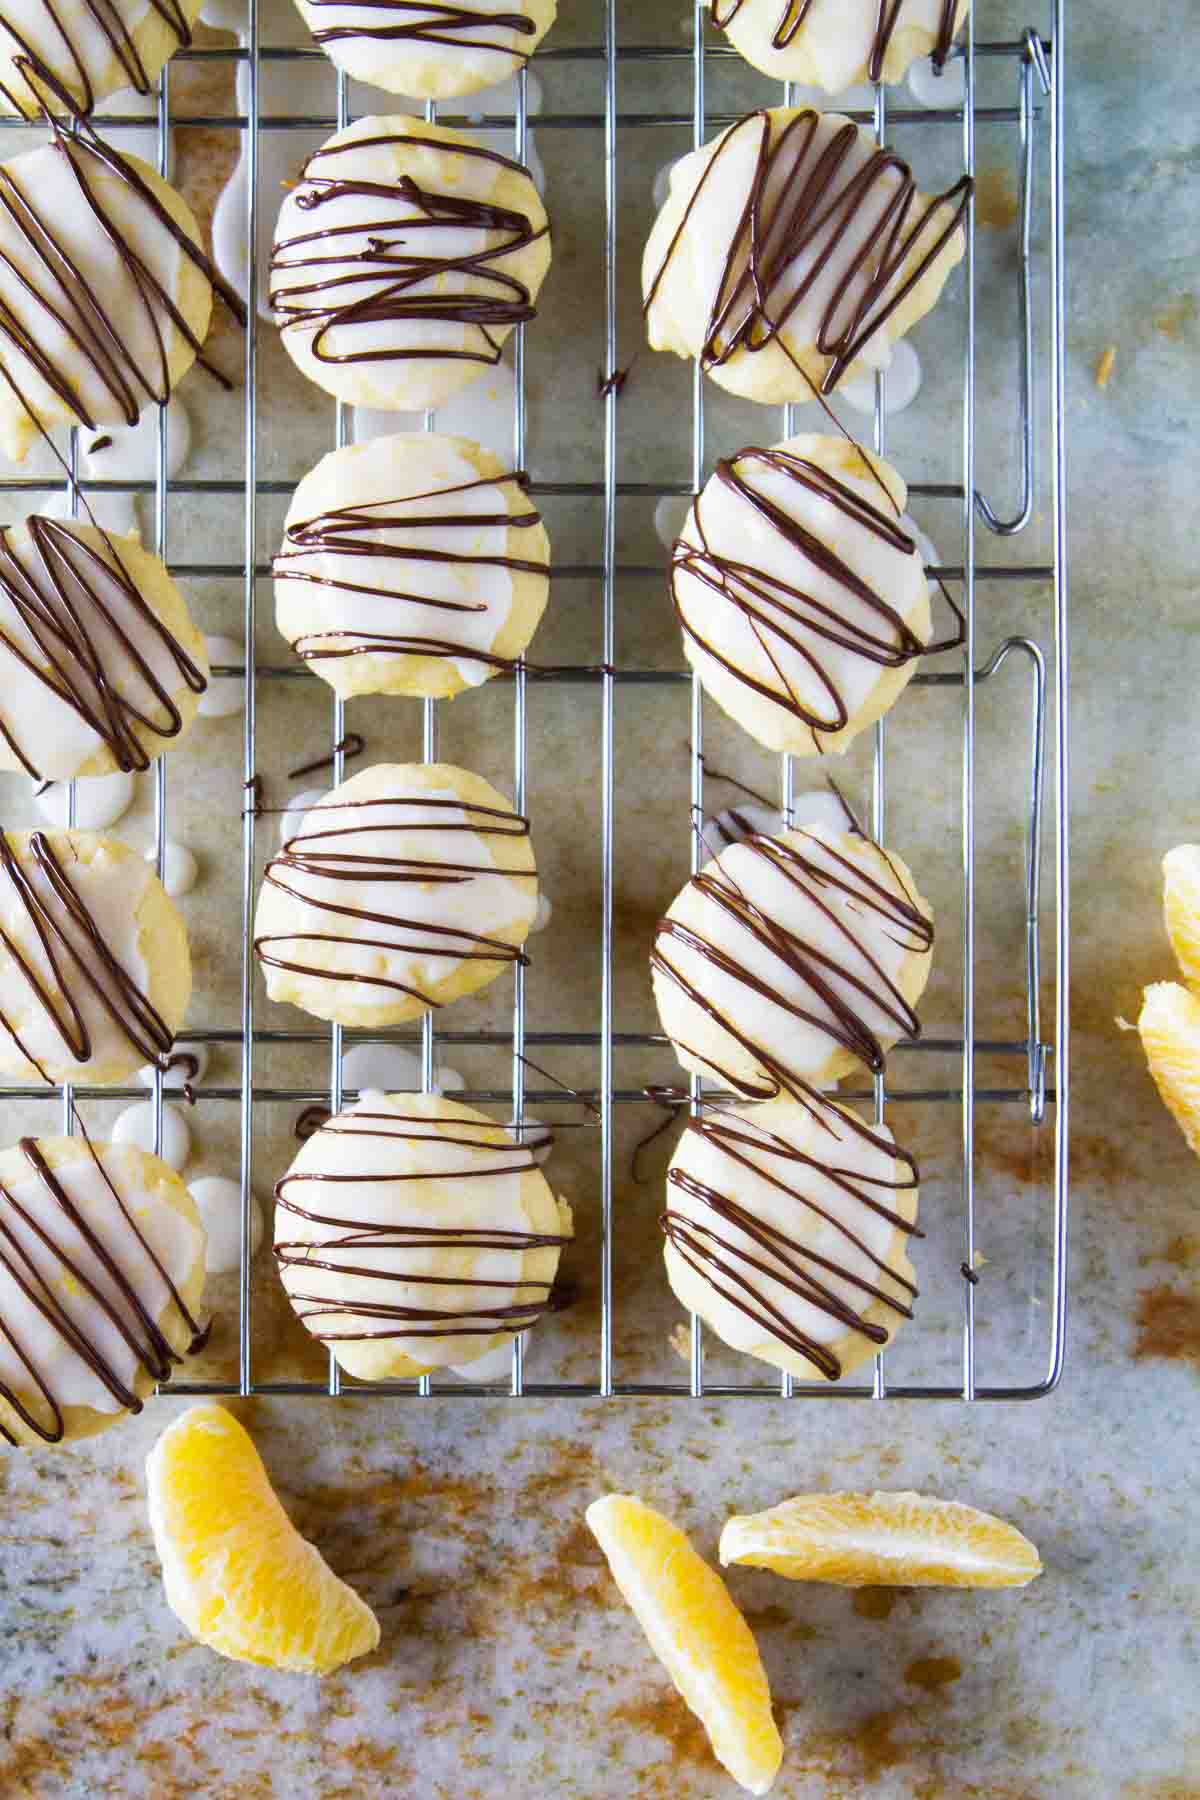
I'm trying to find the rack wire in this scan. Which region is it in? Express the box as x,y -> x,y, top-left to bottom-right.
0,1 -> 1068,1403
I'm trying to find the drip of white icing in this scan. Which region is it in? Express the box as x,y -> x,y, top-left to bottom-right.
196,635 -> 244,716
188,1174 -> 262,1273
33,769 -> 135,828
144,840 -> 198,897
112,1098 -> 192,1171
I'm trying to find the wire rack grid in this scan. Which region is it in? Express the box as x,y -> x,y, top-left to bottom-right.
0,0 -> 1069,1404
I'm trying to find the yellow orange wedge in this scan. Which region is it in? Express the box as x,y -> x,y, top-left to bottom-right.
1163,844 -> 1200,993
146,1403 -> 380,1673
719,1490 -> 1041,1590
586,1493 -> 783,1795
1137,980 -> 1200,1156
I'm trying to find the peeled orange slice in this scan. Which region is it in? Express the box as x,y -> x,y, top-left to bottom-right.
586,1493 -> 783,1795
1137,980 -> 1200,1156
146,1403 -> 380,1673
1163,844 -> 1200,992
719,1490 -> 1041,1589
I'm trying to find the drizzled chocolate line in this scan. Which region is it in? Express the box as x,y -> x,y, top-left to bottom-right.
0,117 -> 246,446
662,1097 -> 919,1380
0,1127 -> 202,1442
270,131 -> 548,374
0,829 -> 174,1078
289,732 -> 365,781
673,447 -> 928,751
652,826 -> 931,1101
0,514 -> 206,779
644,108 -> 971,394
0,0 -> 193,116
253,792 -> 535,1006
710,0 -> 960,83
274,1109 -> 568,1342
274,470 -> 545,673
303,0 -> 536,60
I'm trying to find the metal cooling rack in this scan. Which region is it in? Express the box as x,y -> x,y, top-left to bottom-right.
0,1 -> 1069,1403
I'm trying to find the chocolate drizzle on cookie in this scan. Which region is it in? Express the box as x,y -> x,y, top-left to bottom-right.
274,469 -> 546,674
0,515 -> 207,779
643,107 -> 971,394
302,0 -> 537,63
710,0 -> 960,82
0,1127 -> 203,1443
0,829 -> 175,1079
274,1108 -> 569,1343
662,1096 -> 919,1380
0,0 -> 194,117
270,131 -> 548,375
253,792 -> 535,1007
651,826 -> 932,1101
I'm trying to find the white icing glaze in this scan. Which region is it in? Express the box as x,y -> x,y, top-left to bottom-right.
144,840 -> 198,897
654,495 -> 692,553
296,0 -> 552,98
342,1040 -> 422,1092
908,47 -> 966,107
196,635 -> 245,715
188,1174 -> 262,1273
0,0 -> 155,112
700,801 -> 784,862
446,1330 -> 528,1380
279,788 -> 327,848
718,0 -> 963,93
0,1141 -> 201,1415
112,1098 -> 191,1171
839,338 -> 923,416
33,769 -> 135,828
529,891 -> 551,935
138,1037 -> 208,1088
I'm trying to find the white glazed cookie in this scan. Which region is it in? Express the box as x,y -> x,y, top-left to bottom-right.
274,432 -> 550,700
275,1090 -> 572,1380
253,761 -> 538,1029
663,1091 -> 919,1380
642,107 -> 967,405
0,0 -> 204,118
0,134 -> 213,463
0,1133 -> 206,1445
710,0 -> 970,92
270,114 -> 551,414
292,0 -> 557,100
0,829 -> 191,1086
0,516 -> 209,781
652,824 -> 933,1096
672,433 -> 932,756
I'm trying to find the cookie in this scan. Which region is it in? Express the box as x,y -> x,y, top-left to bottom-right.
642,106 -> 968,404
274,1089 -> 572,1381
0,0 -> 203,118
0,1132 -> 206,1445
672,433 -> 931,756
275,432 -> 550,700
253,761 -> 538,1029
0,516 -> 209,781
271,113 -> 551,414
293,0 -> 557,101
652,823 -> 933,1096
663,1091 -> 919,1380
0,131 -> 213,463
0,829 -> 191,1086
711,0 -> 970,92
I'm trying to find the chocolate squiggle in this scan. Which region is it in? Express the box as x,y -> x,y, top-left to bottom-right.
303,1 -> 536,62
270,131 -> 548,375
0,515 -> 207,779
0,0 -> 193,117
0,1127 -> 203,1442
253,793 -> 535,1006
275,1109 -> 567,1343
644,107 -> 971,394
662,1096 -> 920,1380
274,469 -> 546,673
710,0 -> 960,84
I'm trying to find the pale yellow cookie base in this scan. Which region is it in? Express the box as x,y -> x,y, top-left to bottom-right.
0,1136 -> 206,1446
716,0 -> 971,90
294,0 -> 557,99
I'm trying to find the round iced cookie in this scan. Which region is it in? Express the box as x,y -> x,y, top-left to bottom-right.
293,0 -> 557,101
0,828 -> 191,1086
270,114 -> 552,414
0,1133 -> 206,1446
0,0 -> 204,119
710,0 -> 969,93
0,134 -> 213,463
0,516 -> 209,781
253,761 -> 538,1030
274,432 -> 550,701
663,1090 -> 919,1381
274,1089 -> 572,1380
672,434 -> 931,757
642,106 -> 968,405
652,823 -> 933,1097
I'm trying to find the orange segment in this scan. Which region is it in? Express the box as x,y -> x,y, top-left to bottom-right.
1163,845 -> 1200,992
1138,980 -> 1200,1156
146,1403 -> 380,1673
719,1490 -> 1041,1589
586,1493 -> 783,1795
